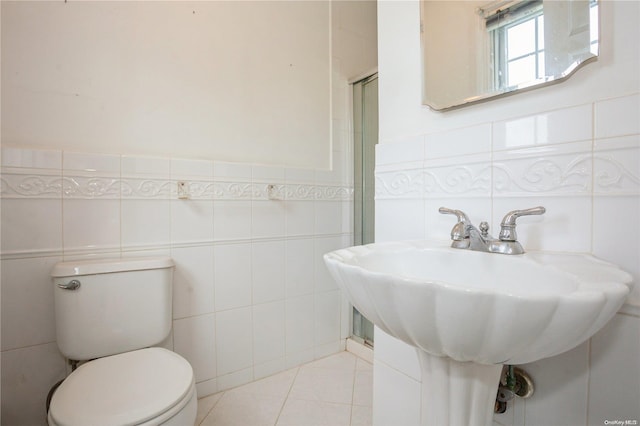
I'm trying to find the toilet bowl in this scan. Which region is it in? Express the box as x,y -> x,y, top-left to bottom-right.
48,348 -> 197,426
48,257 -> 197,426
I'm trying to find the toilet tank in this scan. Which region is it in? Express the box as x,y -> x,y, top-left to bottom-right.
51,257 -> 175,361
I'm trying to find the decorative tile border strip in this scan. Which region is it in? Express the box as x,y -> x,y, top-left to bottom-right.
376,165 -> 491,199
593,154 -> 640,194
375,154 -> 602,199
0,174 -> 63,198
0,173 -> 353,201
492,155 -> 592,195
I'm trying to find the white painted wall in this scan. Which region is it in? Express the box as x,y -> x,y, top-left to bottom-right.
1,1 -> 330,168
375,1 -> 639,425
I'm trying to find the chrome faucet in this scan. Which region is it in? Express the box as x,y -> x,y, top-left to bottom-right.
439,206 -> 546,255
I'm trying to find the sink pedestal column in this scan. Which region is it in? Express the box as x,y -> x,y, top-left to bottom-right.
417,350 -> 503,426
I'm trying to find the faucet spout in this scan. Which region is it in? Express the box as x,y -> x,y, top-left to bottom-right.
465,224 -> 492,252
466,224 -> 525,255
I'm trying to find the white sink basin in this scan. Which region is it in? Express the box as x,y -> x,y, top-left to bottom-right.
324,240 -> 633,364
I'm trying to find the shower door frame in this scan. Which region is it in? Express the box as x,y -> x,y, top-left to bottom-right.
350,71 -> 378,348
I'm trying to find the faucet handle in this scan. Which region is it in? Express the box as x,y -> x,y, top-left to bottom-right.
499,206 -> 546,241
438,207 -> 470,223
439,207 -> 471,242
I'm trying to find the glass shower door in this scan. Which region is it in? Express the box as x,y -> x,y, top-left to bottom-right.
352,73 -> 377,348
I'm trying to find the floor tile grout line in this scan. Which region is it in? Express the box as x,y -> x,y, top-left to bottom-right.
273,366 -> 302,426
198,391 -> 227,426
349,358 -> 357,426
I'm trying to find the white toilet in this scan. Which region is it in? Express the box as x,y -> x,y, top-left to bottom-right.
47,257 -> 197,426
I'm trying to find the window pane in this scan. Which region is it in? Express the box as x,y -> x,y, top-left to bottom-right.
508,55 -> 536,86
590,4 -> 599,43
538,16 -> 544,50
507,19 -> 536,59
537,52 -> 545,78
590,4 -> 599,55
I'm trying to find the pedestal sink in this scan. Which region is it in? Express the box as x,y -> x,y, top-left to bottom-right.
324,241 -> 633,426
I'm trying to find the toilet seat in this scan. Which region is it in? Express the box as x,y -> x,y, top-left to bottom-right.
48,347 -> 195,426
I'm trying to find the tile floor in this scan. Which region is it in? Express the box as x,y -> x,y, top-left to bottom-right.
196,351 -> 373,426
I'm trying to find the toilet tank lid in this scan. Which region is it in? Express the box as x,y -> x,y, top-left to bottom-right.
51,256 -> 174,278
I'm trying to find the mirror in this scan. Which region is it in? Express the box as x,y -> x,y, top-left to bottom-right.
421,0 -> 599,110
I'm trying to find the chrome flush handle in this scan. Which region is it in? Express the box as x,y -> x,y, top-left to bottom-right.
58,279 -> 81,290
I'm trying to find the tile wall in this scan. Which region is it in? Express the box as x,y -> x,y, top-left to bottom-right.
0,149 -> 354,424
373,93 -> 640,426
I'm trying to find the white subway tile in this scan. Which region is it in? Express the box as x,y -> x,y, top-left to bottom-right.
375,199 -> 425,242
285,167 -> 315,184
252,240 -> 285,305
121,199 -> 171,249
62,199 -> 120,252
252,301 -> 286,365
0,343 -> 66,425
588,314 -> 640,425
1,147 -> 62,169
171,245 -> 215,319
314,236 -> 343,293
252,164 -> 285,182
170,200 -> 214,244
213,200 -> 252,241
285,201 -> 316,236
171,158 -> 214,180
1,198 -> 63,254
424,123 -> 491,159
213,161 -> 251,181
1,257 -> 61,350
285,294 -> 315,354
376,138 -> 424,166
493,104 -> 592,151
315,201 -> 343,235
595,93 -> 640,139
519,342 -> 589,426
121,155 -> 170,178
285,239 -> 315,297
173,313 -> 217,383
251,200 -> 285,239
593,195 -> 640,305
63,151 -> 120,174
372,361 -> 421,426
216,307 -> 253,376
214,243 -> 252,311
315,290 -> 342,345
